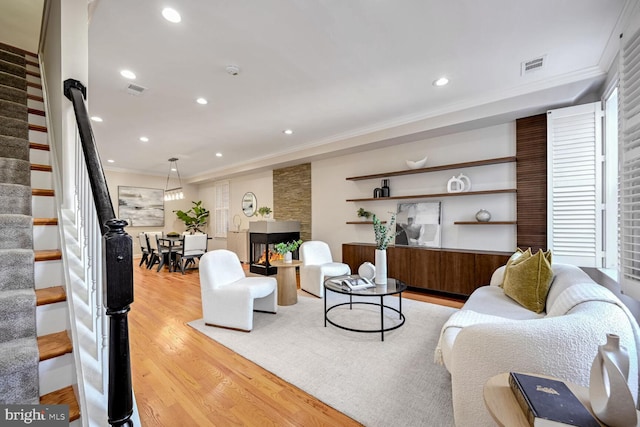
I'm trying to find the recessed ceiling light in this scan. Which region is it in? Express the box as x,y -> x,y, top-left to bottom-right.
433,77 -> 449,87
196,97 -> 208,105
120,70 -> 136,79
107,159 -> 115,163
283,129 -> 294,135
162,7 -> 181,23
215,153 -> 222,157
90,116 -> 103,122
139,136 -> 149,142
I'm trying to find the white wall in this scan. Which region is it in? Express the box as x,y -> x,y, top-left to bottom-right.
311,122 -> 516,259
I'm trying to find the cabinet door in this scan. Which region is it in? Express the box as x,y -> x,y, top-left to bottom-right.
440,251 -> 475,295
409,248 -> 441,290
475,253 -> 510,286
388,246 -> 412,285
342,244 -> 375,273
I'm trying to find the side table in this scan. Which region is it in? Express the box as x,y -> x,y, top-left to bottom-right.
270,260 -> 302,306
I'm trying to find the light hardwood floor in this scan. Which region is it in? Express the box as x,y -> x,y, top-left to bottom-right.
130,263 -> 464,426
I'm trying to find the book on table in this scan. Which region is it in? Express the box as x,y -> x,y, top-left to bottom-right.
508,372 -> 600,427
332,277 -> 375,291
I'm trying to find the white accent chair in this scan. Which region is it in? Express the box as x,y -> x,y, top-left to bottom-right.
299,241 -> 351,298
200,250 -> 277,331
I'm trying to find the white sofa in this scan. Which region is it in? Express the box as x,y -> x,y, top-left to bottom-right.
436,263 -> 639,427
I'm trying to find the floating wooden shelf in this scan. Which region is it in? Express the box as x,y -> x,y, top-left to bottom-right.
454,221 -> 517,225
345,156 -> 516,181
346,221 -> 386,224
346,188 -> 516,202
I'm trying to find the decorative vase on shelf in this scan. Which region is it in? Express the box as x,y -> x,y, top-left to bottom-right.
475,209 -> 491,222
589,333 -> 637,427
375,249 -> 387,285
283,252 -> 292,263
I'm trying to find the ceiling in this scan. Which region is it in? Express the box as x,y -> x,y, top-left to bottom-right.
85,0 -> 629,182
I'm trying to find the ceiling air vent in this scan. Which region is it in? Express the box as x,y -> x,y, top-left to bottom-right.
521,55 -> 546,76
126,83 -> 147,96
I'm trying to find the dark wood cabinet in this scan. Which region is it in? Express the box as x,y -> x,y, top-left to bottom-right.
342,243 -> 511,297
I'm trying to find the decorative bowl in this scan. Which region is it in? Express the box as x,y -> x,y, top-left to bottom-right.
406,156 -> 428,169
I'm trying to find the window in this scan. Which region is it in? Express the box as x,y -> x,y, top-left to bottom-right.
214,181 -> 229,238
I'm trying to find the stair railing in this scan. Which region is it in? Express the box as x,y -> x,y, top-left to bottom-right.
63,79 -> 134,427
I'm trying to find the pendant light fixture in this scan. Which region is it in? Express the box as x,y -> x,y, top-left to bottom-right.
164,157 -> 184,201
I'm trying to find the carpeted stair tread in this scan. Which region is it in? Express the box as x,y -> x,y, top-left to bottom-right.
0,289 -> 36,343
37,331 -> 71,362
0,214 -> 33,249
40,386 -> 80,421
0,59 -> 25,78
0,337 -> 39,404
0,116 -> 28,139
0,158 -> 30,186
0,249 -> 34,291
36,286 -> 66,306
0,135 -> 29,160
0,50 -> 25,67
0,98 -> 27,120
29,142 -> 49,151
0,71 -> 27,91
0,84 -> 26,104
0,183 -> 31,215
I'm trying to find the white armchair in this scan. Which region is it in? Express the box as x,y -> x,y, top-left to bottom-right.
199,250 -> 277,331
299,241 -> 351,298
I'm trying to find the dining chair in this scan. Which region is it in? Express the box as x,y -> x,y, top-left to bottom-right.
137,232 -> 153,267
175,234 -> 208,274
146,232 -> 170,271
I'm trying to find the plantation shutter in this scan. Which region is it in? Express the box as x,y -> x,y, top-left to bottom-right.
547,102 -> 603,266
214,181 -> 229,238
620,23 -> 640,299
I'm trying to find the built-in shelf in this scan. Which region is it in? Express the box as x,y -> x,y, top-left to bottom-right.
346,221 -> 386,224
454,221 -> 517,225
346,188 -> 516,202
345,156 -> 516,181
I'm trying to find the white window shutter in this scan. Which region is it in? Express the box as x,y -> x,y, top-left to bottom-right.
214,181 -> 230,238
620,23 -> 640,299
547,102 -> 603,267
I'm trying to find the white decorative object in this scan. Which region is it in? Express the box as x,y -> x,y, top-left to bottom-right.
358,262 -> 376,280
283,252 -> 292,263
375,249 -> 387,285
589,333 -> 637,427
475,209 -> 491,222
447,173 -> 471,193
457,173 -> 471,191
406,156 -> 428,169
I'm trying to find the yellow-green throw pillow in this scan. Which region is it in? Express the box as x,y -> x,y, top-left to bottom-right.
502,249 -> 553,313
499,248 -> 530,288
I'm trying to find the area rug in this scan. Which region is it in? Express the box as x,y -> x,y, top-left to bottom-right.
188,291 -> 458,426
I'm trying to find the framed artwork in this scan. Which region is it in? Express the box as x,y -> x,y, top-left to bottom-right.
395,202 -> 441,247
118,186 -> 165,227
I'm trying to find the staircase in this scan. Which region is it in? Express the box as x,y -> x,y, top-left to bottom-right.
0,42 -> 79,421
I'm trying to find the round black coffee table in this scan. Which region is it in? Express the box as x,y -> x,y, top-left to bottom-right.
323,276 -> 407,341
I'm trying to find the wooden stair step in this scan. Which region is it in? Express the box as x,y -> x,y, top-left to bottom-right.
37,331 -> 72,361
35,249 -> 62,261
27,94 -> 43,103
27,81 -> 42,90
40,386 -> 80,422
31,163 -> 52,172
30,142 -> 50,151
26,59 -> 39,68
26,70 -> 41,79
34,217 -> 58,226
36,286 -> 66,306
28,124 -> 47,133
32,188 -> 54,197
28,107 -> 45,116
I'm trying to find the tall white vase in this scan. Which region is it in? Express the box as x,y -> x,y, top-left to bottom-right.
375,249 -> 387,285
589,333 -> 637,427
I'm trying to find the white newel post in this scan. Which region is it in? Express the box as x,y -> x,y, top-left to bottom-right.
375,249 -> 387,285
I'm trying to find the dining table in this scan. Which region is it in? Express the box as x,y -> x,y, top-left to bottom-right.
157,236 -> 184,272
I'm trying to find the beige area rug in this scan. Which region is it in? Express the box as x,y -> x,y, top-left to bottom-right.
188,291 -> 458,427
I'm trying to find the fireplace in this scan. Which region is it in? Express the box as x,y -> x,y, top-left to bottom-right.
249,221 -> 300,275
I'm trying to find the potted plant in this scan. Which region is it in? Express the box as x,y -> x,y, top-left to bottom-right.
257,206 -> 272,218
357,208 -> 372,220
274,239 -> 303,263
174,200 -> 210,234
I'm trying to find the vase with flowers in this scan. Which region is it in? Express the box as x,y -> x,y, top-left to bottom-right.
372,213 -> 399,284
274,239 -> 303,263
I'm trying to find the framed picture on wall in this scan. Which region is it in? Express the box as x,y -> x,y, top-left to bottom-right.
118,186 -> 165,227
395,202 -> 441,247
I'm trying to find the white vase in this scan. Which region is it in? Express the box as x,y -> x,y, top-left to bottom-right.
283,252 -> 292,263
589,333 -> 637,427
375,249 -> 387,285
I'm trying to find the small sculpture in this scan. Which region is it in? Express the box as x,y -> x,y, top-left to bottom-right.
406,156 -> 428,169
447,173 -> 471,193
